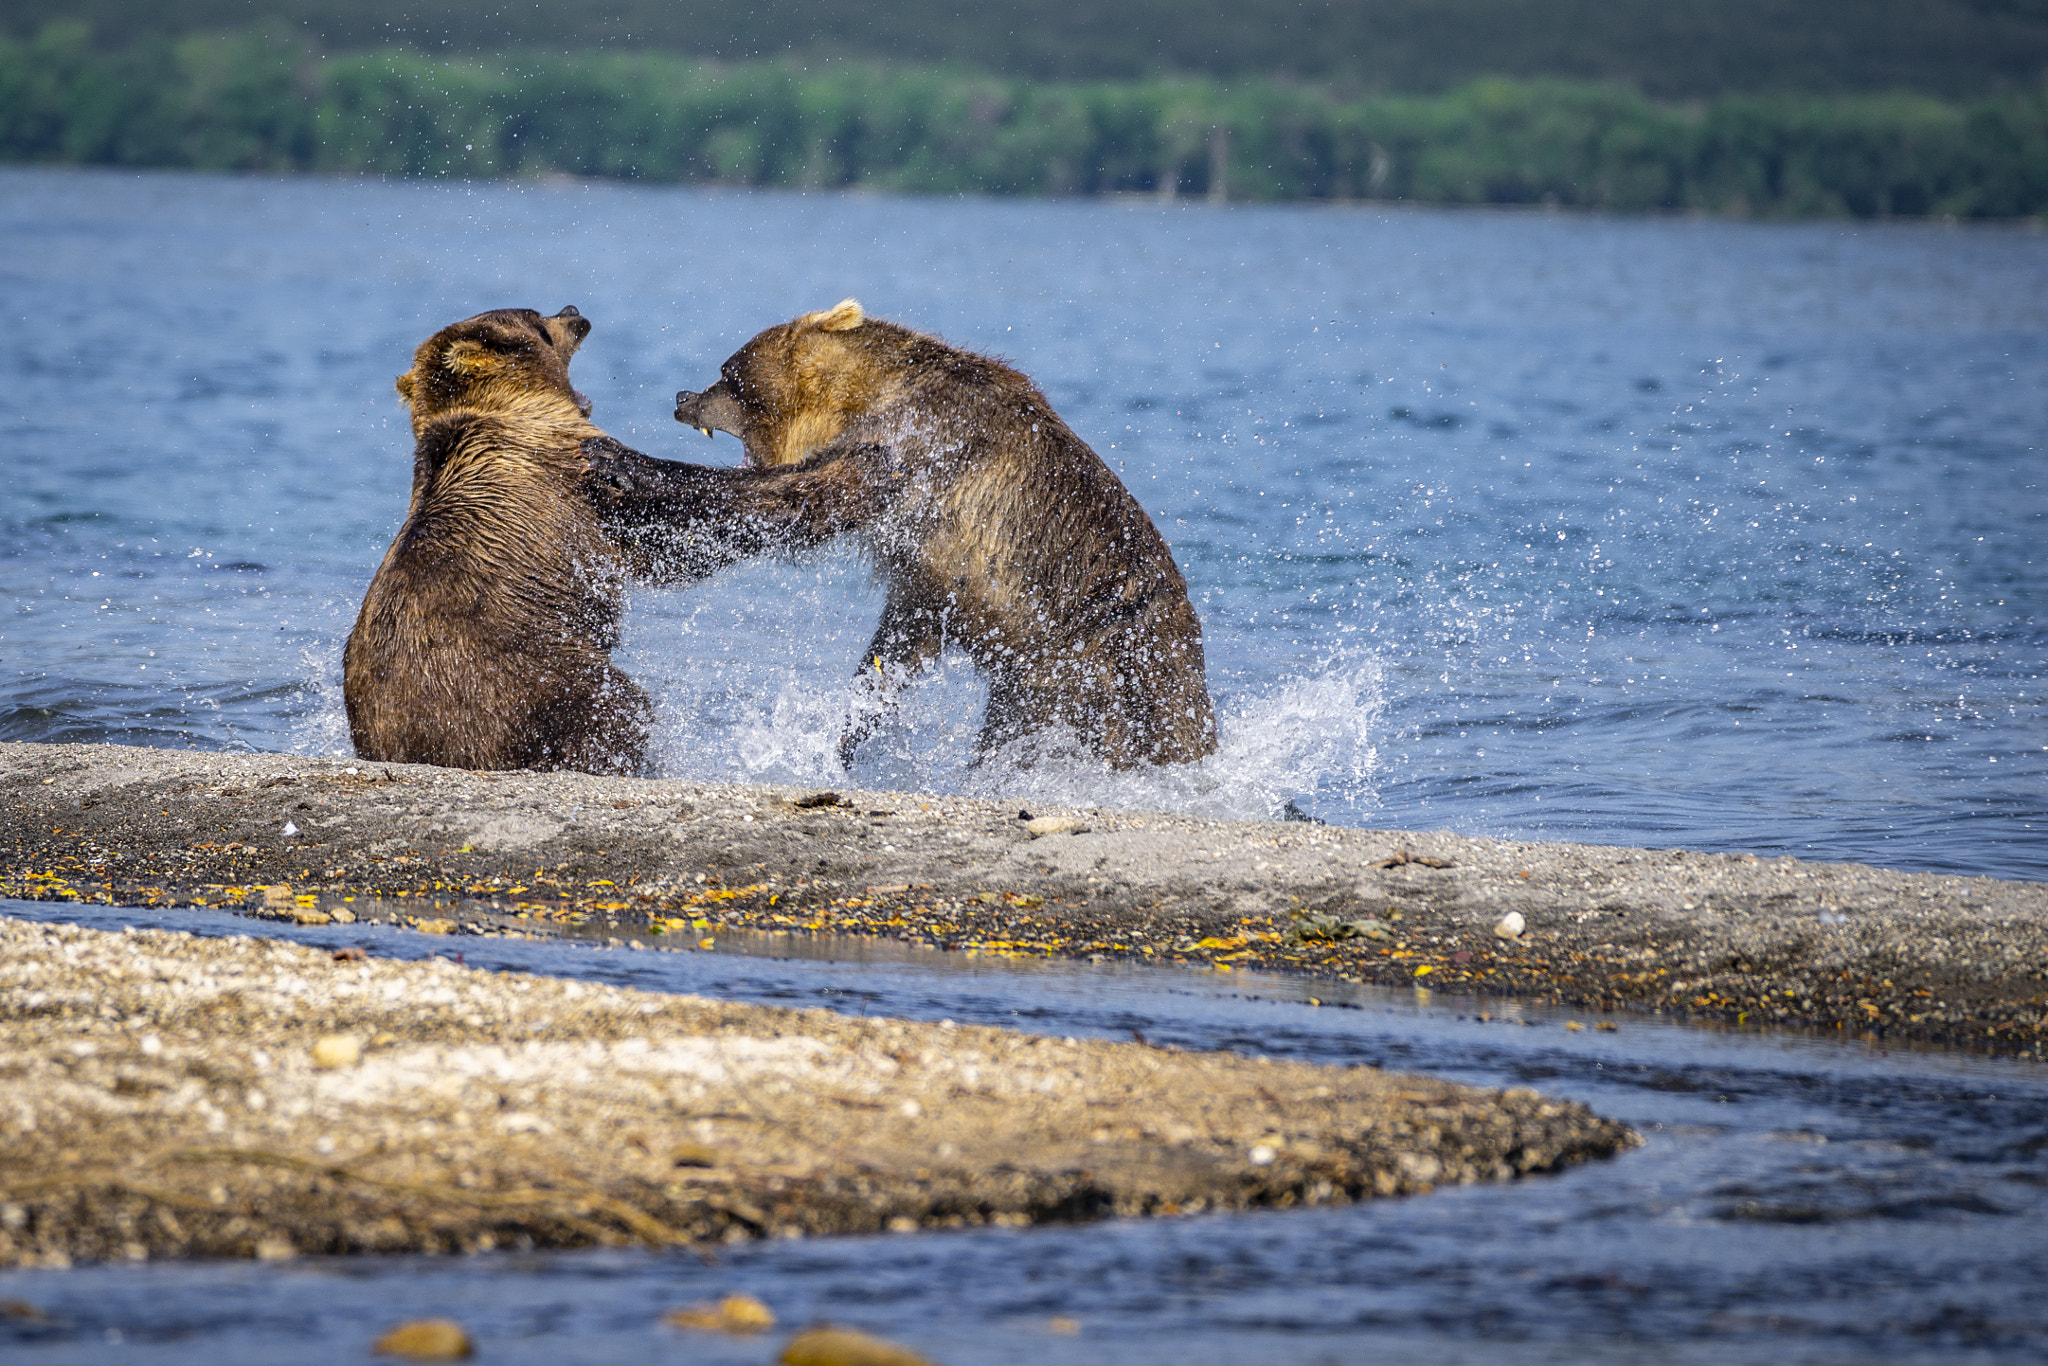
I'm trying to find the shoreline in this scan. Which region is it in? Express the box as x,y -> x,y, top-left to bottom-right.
4,741 -> 2045,1061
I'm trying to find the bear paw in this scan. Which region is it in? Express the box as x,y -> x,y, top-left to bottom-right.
580,435 -> 649,495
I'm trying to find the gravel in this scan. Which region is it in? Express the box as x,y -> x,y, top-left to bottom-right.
0,914 -> 1632,1268
4,739 -> 2045,1058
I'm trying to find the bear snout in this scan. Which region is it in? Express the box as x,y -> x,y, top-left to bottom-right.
552,305 -> 592,341
673,391 -> 708,437
674,381 -> 743,440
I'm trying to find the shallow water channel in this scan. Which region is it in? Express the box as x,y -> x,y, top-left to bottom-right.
4,898 -> 2046,1364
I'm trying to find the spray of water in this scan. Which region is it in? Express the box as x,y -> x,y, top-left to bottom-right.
644,636 -> 1384,821
290,552 -> 1385,823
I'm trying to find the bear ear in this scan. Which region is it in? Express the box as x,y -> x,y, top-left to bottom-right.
443,339 -> 499,375
805,298 -> 865,332
394,371 -> 417,403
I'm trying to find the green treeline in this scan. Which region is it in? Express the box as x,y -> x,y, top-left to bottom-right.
5,24 -> 2047,217
12,0 -> 2048,98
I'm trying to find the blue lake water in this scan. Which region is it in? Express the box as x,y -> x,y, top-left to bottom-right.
6,899 -> 2048,1364
1,166 -> 2043,877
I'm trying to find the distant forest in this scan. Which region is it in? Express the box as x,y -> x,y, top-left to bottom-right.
3,21 -> 2046,216
5,0 -> 2048,98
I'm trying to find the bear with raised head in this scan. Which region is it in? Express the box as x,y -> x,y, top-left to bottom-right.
343,306 -> 652,774
670,299 -> 1218,769
345,307 -> 873,774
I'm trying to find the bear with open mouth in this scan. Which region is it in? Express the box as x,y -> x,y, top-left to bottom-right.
659,299 -> 1218,770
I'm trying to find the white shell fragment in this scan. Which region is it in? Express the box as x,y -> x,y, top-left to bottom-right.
1026,816 -> 1090,838
1493,911 -> 1526,941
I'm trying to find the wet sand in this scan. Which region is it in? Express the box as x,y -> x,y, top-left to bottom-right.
4,740 -> 2045,1059
0,915 -> 1632,1269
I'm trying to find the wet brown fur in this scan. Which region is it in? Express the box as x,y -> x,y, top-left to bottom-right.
343,307 -> 651,774
673,301 -> 1218,768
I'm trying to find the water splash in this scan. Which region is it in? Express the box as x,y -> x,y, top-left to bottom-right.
641,618 -> 1384,823
290,641 -> 353,758
955,657 -> 1383,820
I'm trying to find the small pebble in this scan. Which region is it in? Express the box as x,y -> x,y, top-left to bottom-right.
372,1319 -> 473,1360
780,1326 -> 935,1366
664,1292 -> 776,1333
1494,912 -> 1526,941
311,1034 -> 362,1070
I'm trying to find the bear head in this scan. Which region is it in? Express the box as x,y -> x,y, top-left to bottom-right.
395,306 -> 594,434
675,299 -> 906,467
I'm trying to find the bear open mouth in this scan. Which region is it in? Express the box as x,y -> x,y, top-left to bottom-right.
674,383 -> 744,448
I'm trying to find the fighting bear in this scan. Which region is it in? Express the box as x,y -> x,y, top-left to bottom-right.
343,306 -> 653,773
345,307 -> 873,774
670,299 -> 1218,769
